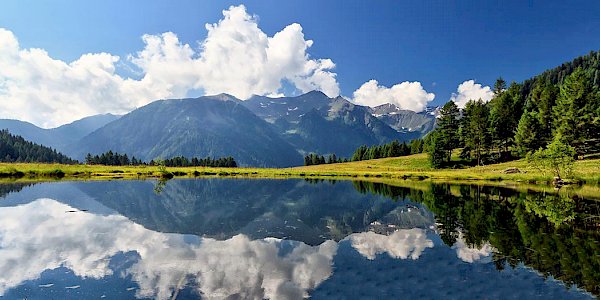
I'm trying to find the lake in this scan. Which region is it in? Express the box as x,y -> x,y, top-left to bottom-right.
0,178 -> 598,299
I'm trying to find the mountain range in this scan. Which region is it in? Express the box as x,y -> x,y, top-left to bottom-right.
0,114 -> 120,153
0,91 -> 436,167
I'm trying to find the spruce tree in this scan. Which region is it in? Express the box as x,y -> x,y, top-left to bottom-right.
437,101 -> 460,162
462,99 -> 490,165
554,68 -> 600,155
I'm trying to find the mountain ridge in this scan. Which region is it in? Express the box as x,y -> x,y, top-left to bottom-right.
70,96 -> 303,167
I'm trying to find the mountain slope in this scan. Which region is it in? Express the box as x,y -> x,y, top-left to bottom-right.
0,114 -> 120,152
52,114 -> 121,145
243,92 -> 420,157
71,95 -> 302,167
369,103 -> 436,136
244,90 -> 332,123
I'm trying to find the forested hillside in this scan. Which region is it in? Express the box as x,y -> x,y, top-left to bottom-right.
0,129 -> 76,164
428,50 -> 600,167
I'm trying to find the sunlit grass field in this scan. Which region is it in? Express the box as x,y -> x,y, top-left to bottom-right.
1,153 -> 598,186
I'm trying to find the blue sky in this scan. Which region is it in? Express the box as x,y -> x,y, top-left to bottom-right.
1,0 -> 599,126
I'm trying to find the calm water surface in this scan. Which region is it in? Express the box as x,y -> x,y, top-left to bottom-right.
0,179 -> 598,299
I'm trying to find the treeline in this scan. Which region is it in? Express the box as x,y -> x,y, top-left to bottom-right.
428,50 -> 600,168
304,153 -> 349,166
85,151 -> 143,166
85,151 -> 237,167
161,156 -> 237,168
0,129 -> 76,164
351,139 -> 424,162
303,139 -> 426,166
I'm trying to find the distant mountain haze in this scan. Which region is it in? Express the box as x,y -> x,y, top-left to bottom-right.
0,114 -> 120,153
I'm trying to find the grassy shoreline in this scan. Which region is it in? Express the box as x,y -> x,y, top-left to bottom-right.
1,153 -> 599,186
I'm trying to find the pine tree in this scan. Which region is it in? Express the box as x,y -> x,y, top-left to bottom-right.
489,82 -> 523,154
554,67 -> 600,155
436,101 -> 460,162
494,77 -> 507,96
428,132 -> 446,168
462,99 -> 490,165
515,110 -> 543,154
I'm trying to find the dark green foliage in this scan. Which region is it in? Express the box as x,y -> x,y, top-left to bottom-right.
409,138 -> 424,154
0,129 -> 76,164
162,156 -> 237,168
524,79 -> 558,145
85,151 -> 138,166
461,99 -> 491,165
526,136 -> 576,179
435,101 -> 460,162
421,50 -> 600,169
514,110 -> 544,154
86,151 -> 237,167
489,82 -> 524,153
553,68 -> 600,155
427,132 -> 446,168
303,153 -> 347,166
522,50 -> 600,90
350,139 -> 416,162
493,77 -> 507,96
518,51 -> 600,156
353,182 -> 600,296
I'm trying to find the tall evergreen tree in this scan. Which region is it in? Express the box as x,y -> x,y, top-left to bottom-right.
489,82 -> 523,154
461,99 -> 490,165
553,68 -> 600,155
515,110 -> 544,154
436,101 -> 460,162
493,77 -> 507,96
525,79 -> 559,146
428,132 -> 446,168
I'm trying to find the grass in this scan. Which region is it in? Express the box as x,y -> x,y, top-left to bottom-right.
0,153 -> 598,187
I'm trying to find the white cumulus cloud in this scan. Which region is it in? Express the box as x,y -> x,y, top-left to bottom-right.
0,5 -> 339,128
352,79 -> 435,112
450,80 -> 494,109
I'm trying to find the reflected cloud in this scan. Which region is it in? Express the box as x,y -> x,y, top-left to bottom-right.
344,228 -> 434,260
451,233 -> 495,263
0,199 -> 337,299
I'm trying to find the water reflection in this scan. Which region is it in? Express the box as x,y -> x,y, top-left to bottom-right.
0,199 -> 337,299
0,179 -> 596,299
353,181 -> 600,297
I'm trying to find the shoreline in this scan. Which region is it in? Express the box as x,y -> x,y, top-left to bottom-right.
1,155 -> 599,188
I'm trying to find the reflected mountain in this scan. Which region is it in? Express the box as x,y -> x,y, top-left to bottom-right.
0,179 -> 597,299
56,179 -> 423,245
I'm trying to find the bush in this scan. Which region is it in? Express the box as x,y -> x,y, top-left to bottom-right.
45,169 -> 65,178
0,167 -> 25,178
527,137 -> 576,180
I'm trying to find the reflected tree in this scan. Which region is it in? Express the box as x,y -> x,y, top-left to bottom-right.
351,181 -> 600,296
